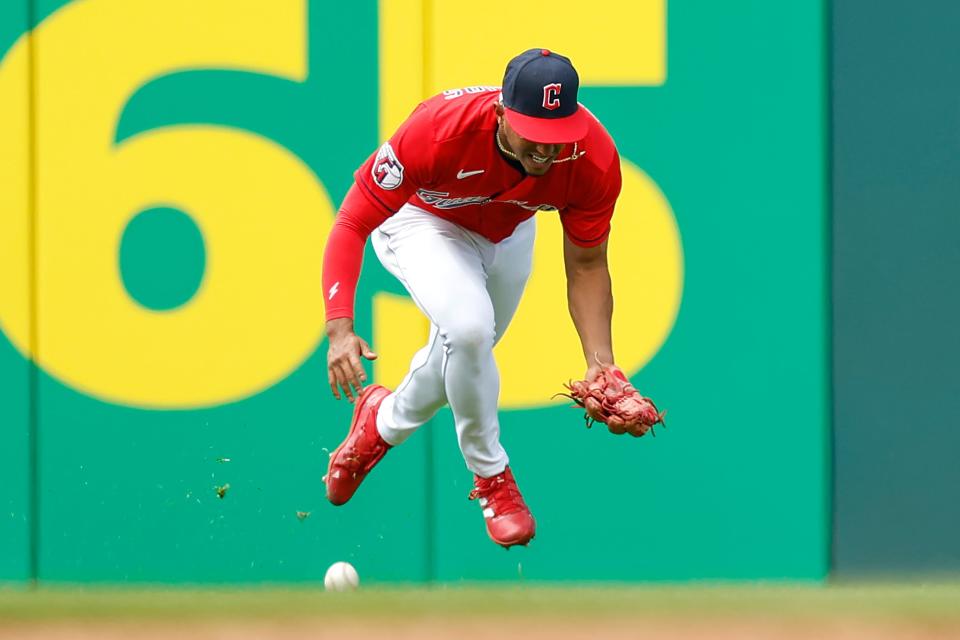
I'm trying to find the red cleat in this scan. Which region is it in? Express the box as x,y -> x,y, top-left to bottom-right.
469,466 -> 536,548
325,385 -> 392,506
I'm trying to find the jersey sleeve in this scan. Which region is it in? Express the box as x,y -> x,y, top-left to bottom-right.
559,152 -> 623,247
321,185 -> 391,321
322,103 -> 437,322
352,102 -> 436,215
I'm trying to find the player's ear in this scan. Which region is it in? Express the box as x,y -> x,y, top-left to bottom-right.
494,102 -> 505,117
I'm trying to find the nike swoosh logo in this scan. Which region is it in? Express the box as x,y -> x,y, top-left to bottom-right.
457,169 -> 485,179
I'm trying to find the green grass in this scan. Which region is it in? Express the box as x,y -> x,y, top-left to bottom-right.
1,583 -> 960,623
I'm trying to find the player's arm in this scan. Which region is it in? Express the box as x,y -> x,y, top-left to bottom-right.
322,103 -> 434,401
560,146 -> 621,381
323,187 -> 388,402
563,235 -> 614,381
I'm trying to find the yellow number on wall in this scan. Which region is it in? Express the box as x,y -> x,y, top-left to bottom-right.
0,0 -> 334,408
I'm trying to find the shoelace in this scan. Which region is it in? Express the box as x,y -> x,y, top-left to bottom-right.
468,474 -> 526,516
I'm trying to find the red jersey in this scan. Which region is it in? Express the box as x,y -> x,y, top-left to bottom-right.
354,88 -> 622,245
322,88 -> 622,321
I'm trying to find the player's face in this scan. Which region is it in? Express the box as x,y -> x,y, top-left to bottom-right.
497,108 -> 565,176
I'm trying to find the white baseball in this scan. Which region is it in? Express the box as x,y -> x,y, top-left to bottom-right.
324,561 -> 360,592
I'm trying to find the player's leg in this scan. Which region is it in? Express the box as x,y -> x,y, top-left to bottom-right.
373,208 -> 537,546
486,215 -> 536,345
327,205 -> 491,505
459,216 -> 537,547
370,205 -> 506,476
369,207 -> 451,444
450,216 -> 536,472
374,322 -> 445,443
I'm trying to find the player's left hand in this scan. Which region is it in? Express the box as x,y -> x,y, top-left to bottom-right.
559,361 -> 665,437
584,362 -> 606,384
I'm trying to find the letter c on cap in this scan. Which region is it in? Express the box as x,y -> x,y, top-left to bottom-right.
542,83 -> 561,110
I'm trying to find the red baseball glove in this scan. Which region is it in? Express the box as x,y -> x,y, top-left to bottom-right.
559,363 -> 665,437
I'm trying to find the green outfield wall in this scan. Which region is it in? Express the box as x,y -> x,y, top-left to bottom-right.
0,0 -> 828,583
832,0 -> 960,575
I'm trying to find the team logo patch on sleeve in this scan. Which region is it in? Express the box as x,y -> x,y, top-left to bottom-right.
372,142 -> 405,190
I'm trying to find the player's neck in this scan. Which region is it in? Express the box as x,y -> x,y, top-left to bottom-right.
495,125 -> 519,160
494,126 -> 526,174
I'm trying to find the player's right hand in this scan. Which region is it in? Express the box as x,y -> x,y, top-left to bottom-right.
325,319 -> 378,402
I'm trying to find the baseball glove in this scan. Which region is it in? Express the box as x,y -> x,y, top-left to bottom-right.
558,363 -> 665,437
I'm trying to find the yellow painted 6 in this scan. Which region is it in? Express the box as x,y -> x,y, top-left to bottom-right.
0,0 -> 333,408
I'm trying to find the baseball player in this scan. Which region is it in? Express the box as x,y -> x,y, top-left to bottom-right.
322,49 -> 623,548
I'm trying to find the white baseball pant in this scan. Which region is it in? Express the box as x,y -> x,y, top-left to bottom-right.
371,203 -> 536,478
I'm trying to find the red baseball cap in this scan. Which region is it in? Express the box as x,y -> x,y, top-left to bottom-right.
501,48 -> 590,144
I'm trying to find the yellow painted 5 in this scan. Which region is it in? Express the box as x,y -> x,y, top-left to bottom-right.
494,162 -> 682,405
377,0 -> 683,405
0,0 -> 334,408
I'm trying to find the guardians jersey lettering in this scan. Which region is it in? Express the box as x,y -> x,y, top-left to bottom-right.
416,189 -> 558,212
416,190 -> 491,209
501,199 -> 558,212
